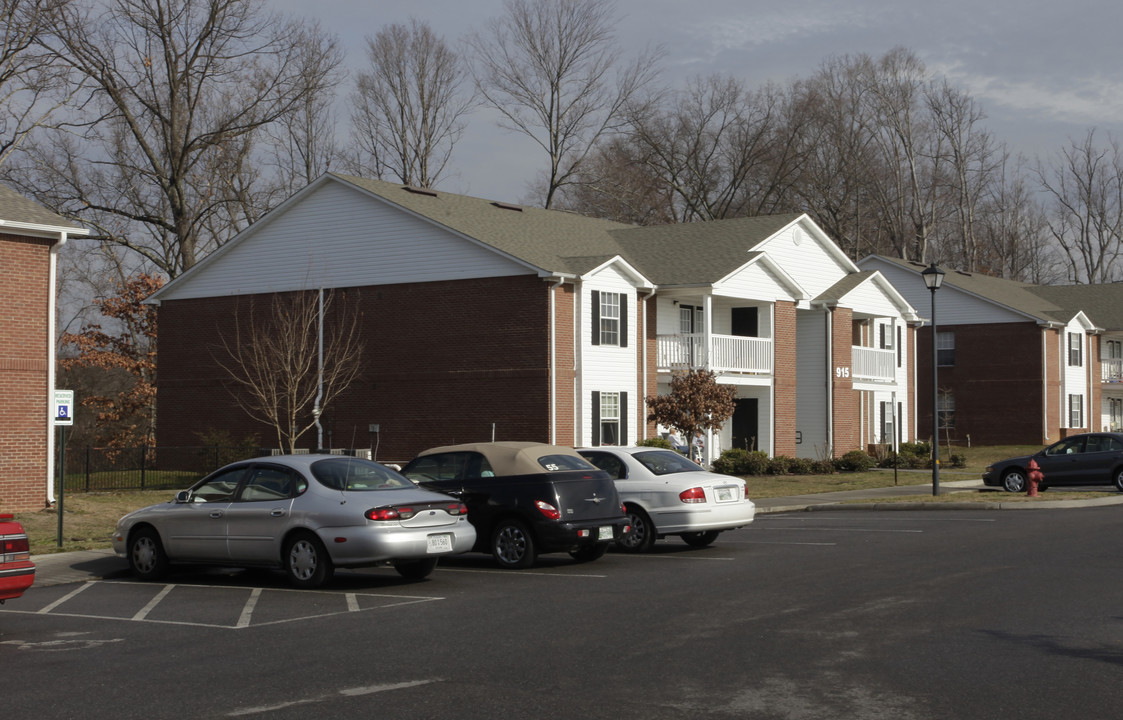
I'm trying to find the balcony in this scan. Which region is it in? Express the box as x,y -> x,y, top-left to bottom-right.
656,333 -> 771,374
1103,358 -> 1123,383
851,346 -> 896,383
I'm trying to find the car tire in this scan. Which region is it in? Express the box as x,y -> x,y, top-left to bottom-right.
617,505 -> 656,553
1002,469 -> 1027,493
681,530 -> 721,548
569,543 -> 608,562
128,526 -> 169,581
283,531 -> 333,589
491,519 -> 537,569
393,557 -> 438,580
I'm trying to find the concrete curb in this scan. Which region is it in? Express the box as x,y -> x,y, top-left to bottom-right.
760,495 -> 1123,513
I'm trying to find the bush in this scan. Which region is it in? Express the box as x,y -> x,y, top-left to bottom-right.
834,450 -> 875,472
811,459 -> 837,475
712,449 -> 771,476
786,457 -> 816,475
639,436 -> 672,449
767,455 -> 793,475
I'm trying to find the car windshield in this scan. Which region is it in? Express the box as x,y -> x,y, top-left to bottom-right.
311,457 -> 416,491
633,450 -> 704,476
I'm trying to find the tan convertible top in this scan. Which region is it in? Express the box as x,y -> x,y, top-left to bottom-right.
414,441 -> 590,477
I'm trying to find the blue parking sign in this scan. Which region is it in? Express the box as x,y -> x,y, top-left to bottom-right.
54,389 -> 74,426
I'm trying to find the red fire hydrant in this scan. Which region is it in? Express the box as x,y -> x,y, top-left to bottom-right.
1026,458 -> 1043,497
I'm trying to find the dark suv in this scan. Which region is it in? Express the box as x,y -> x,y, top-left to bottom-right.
402,442 -> 629,569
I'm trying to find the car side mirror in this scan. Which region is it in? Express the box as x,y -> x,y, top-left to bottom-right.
175,490 -> 192,503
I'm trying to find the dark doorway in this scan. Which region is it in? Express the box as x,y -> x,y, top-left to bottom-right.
731,398 -> 758,452
731,307 -> 758,337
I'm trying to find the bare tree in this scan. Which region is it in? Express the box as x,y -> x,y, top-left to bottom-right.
215,289 -> 364,453
0,0 -> 77,168
1036,128 -> 1123,283
467,0 -> 661,208
24,0 -> 343,278
348,18 -> 471,188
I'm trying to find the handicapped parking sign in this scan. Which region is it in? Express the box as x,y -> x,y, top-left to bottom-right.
54,389 -> 74,426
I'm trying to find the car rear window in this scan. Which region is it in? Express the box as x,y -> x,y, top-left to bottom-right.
537,454 -> 596,472
633,450 -> 703,476
311,457 -> 416,491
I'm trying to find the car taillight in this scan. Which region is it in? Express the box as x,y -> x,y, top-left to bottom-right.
446,503 -> 469,516
2,535 -> 30,562
365,506 -> 416,521
679,487 -> 707,504
535,500 -> 560,520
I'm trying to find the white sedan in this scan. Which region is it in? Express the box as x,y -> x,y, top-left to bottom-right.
577,447 -> 755,552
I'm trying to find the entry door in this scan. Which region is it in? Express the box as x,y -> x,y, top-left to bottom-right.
731,398 -> 759,452
680,305 -> 703,365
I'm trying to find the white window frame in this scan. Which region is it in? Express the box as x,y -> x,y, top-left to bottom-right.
600,292 -> 620,346
600,392 -> 620,446
1069,393 -> 1084,428
936,331 -> 955,367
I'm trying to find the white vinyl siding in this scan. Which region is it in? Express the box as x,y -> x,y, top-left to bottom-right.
580,266 -> 638,447
159,180 -> 533,300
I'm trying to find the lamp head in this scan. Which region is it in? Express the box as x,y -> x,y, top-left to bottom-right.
921,263 -> 945,291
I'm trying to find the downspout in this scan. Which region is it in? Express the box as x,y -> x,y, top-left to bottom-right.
313,288 -> 324,450
640,288 -> 655,442
1042,328 -> 1049,441
549,278 -> 563,446
46,232 -> 68,504
769,302 -> 775,457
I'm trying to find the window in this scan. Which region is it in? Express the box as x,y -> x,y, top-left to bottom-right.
1068,332 -> 1083,367
880,401 -> 895,444
1111,398 -> 1123,431
1107,340 -> 1123,359
896,326 -> 903,368
190,466 -> 245,502
238,466 -> 295,501
880,324 -> 893,350
1069,394 -> 1084,428
936,331 -> 955,366
591,291 -> 628,347
591,391 -> 628,446
937,391 -> 955,430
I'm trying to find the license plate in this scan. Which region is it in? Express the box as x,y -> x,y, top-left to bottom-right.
598,526 -> 614,541
426,533 -> 453,553
716,486 -> 735,502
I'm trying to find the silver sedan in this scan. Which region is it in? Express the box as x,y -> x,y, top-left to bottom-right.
111,455 -> 476,588
578,447 -> 755,552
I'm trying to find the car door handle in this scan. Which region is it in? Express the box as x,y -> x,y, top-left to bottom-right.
210,511 -> 224,519
270,509 -> 286,517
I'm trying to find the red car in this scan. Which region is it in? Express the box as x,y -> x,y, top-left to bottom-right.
0,514 -> 35,602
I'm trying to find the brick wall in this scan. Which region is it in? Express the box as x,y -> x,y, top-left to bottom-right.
158,275 -> 553,462
918,321 -> 1052,445
552,282 -> 576,445
774,300 -> 798,457
0,234 -> 52,511
831,308 -> 858,454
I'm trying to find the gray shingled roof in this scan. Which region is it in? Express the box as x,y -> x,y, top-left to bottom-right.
1030,284 -> 1123,330
870,255 -> 1070,324
0,183 -> 84,231
333,173 -> 802,283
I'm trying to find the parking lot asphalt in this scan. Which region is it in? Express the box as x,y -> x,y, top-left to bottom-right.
27,478 -> 1123,588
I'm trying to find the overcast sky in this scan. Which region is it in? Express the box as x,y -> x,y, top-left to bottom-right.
269,0 -> 1123,204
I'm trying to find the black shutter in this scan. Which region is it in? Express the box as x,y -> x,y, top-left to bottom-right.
591,290 -> 601,346
621,392 -> 629,445
620,293 -> 628,348
591,391 -> 601,445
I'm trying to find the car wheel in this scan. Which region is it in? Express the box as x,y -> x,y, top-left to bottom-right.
681,530 -> 721,548
569,543 -> 609,562
491,519 -> 536,569
393,557 -> 438,580
1114,468 -> 1123,492
128,526 -> 169,581
283,532 -> 333,589
617,505 -> 656,553
1001,469 -> 1027,493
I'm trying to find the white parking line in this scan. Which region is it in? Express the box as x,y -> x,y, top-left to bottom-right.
235,588 -> 262,628
754,526 -> 924,533
132,584 -> 174,621
36,581 -> 94,614
227,679 -> 440,717
440,568 -> 608,577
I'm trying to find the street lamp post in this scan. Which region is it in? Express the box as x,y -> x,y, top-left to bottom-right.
922,263 -> 945,496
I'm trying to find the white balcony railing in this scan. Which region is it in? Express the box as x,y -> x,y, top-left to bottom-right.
656,333 -> 771,374
1103,358 -> 1123,383
851,346 -> 896,383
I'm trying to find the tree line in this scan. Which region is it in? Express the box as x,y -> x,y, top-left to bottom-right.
5,0 -> 1121,448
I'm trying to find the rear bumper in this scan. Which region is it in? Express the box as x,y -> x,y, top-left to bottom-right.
534,516 -> 630,553
649,500 -> 756,536
0,562 -> 36,601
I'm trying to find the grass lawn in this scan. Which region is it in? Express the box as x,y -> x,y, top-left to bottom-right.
10,444 -> 1100,555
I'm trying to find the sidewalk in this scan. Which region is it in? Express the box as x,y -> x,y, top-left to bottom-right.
26,479 -> 1123,588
